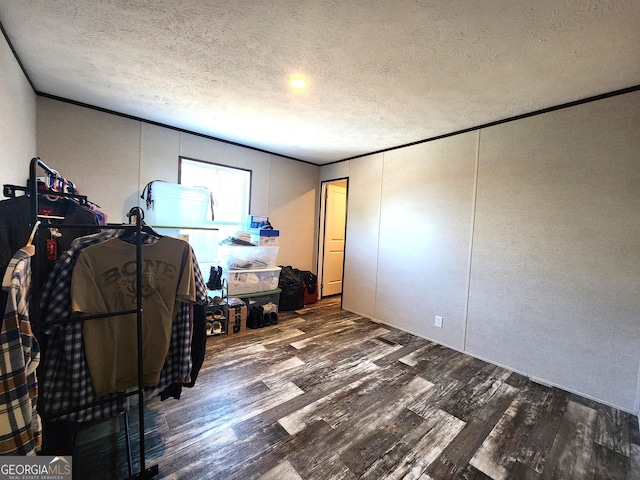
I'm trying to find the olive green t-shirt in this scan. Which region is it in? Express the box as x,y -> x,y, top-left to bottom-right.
71,236 -> 196,397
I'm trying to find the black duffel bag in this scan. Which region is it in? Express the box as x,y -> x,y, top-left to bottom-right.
278,265 -> 304,311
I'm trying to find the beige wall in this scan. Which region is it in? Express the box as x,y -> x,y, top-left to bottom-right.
319,161 -> 350,183
342,154 -> 382,317
468,96 -> 640,411
35,97 -> 319,271
0,31 -> 36,185
376,133 -> 478,350
336,91 -> 640,413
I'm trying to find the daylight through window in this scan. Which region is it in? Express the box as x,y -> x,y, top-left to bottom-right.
179,157 -> 251,263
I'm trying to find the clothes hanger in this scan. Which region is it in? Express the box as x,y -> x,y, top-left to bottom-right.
20,221 -> 41,256
121,207 -> 162,241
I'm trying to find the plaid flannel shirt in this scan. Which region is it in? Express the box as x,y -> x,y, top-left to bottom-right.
40,230 -> 206,422
0,250 -> 42,454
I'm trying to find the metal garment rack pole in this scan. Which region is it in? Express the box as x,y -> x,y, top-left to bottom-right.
24,157 -> 158,479
132,212 -> 156,479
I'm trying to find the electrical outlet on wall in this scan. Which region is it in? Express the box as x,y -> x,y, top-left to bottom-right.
435,315 -> 443,328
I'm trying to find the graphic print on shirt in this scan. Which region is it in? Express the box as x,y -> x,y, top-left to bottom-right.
101,258 -> 180,308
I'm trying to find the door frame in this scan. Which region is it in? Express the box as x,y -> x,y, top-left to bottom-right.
317,177 -> 349,302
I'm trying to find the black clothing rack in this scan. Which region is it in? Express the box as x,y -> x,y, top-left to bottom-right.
5,157 -> 158,479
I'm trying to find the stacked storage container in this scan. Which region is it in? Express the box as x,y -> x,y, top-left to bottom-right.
219,243 -> 281,328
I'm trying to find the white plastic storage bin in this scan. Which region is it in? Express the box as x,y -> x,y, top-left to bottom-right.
142,181 -> 212,227
218,245 -> 279,269
223,267 -> 282,295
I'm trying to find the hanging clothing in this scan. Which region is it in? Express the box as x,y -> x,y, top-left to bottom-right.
71,236 -> 196,396
160,302 -> 206,400
0,250 -> 41,455
0,195 -> 99,322
39,230 -> 207,422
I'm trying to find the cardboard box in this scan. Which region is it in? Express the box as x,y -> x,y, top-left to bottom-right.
226,300 -> 247,334
248,228 -> 279,246
249,215 -> 269,229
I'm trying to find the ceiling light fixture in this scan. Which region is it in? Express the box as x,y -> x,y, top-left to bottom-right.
291,78 -> 307,90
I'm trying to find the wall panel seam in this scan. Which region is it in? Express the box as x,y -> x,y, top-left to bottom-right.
373,154 -> 385,320
138,122 -> 143,207
635,355 -> 640,415
463,129 -> 481,351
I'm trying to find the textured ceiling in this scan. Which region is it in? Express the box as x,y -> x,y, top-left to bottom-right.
1,1 -> 639,165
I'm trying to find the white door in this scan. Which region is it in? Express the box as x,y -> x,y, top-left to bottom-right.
322,182 -> 347,296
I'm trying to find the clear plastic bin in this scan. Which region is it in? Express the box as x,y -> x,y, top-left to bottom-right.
222,267 -> 282,295
143,182 -> 212,227
218,245 -> 279,269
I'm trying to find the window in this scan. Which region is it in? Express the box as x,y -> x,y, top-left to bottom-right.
178,157 -> 251,264
179,157 -> 251,227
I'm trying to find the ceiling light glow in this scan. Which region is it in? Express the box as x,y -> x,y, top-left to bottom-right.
291,78 -> 307,89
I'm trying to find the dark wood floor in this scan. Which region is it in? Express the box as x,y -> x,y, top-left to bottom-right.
75,297 -> 640,479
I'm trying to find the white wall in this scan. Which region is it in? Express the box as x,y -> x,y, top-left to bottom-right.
35,97 -> 319,270
342,154 -> 382,316
268,158 -> 319,272
0,31 -> 36,185
320,161 -> 350,183
335,91 -> 640,413
467,96 -> 640,411
377,133 -> 478,350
